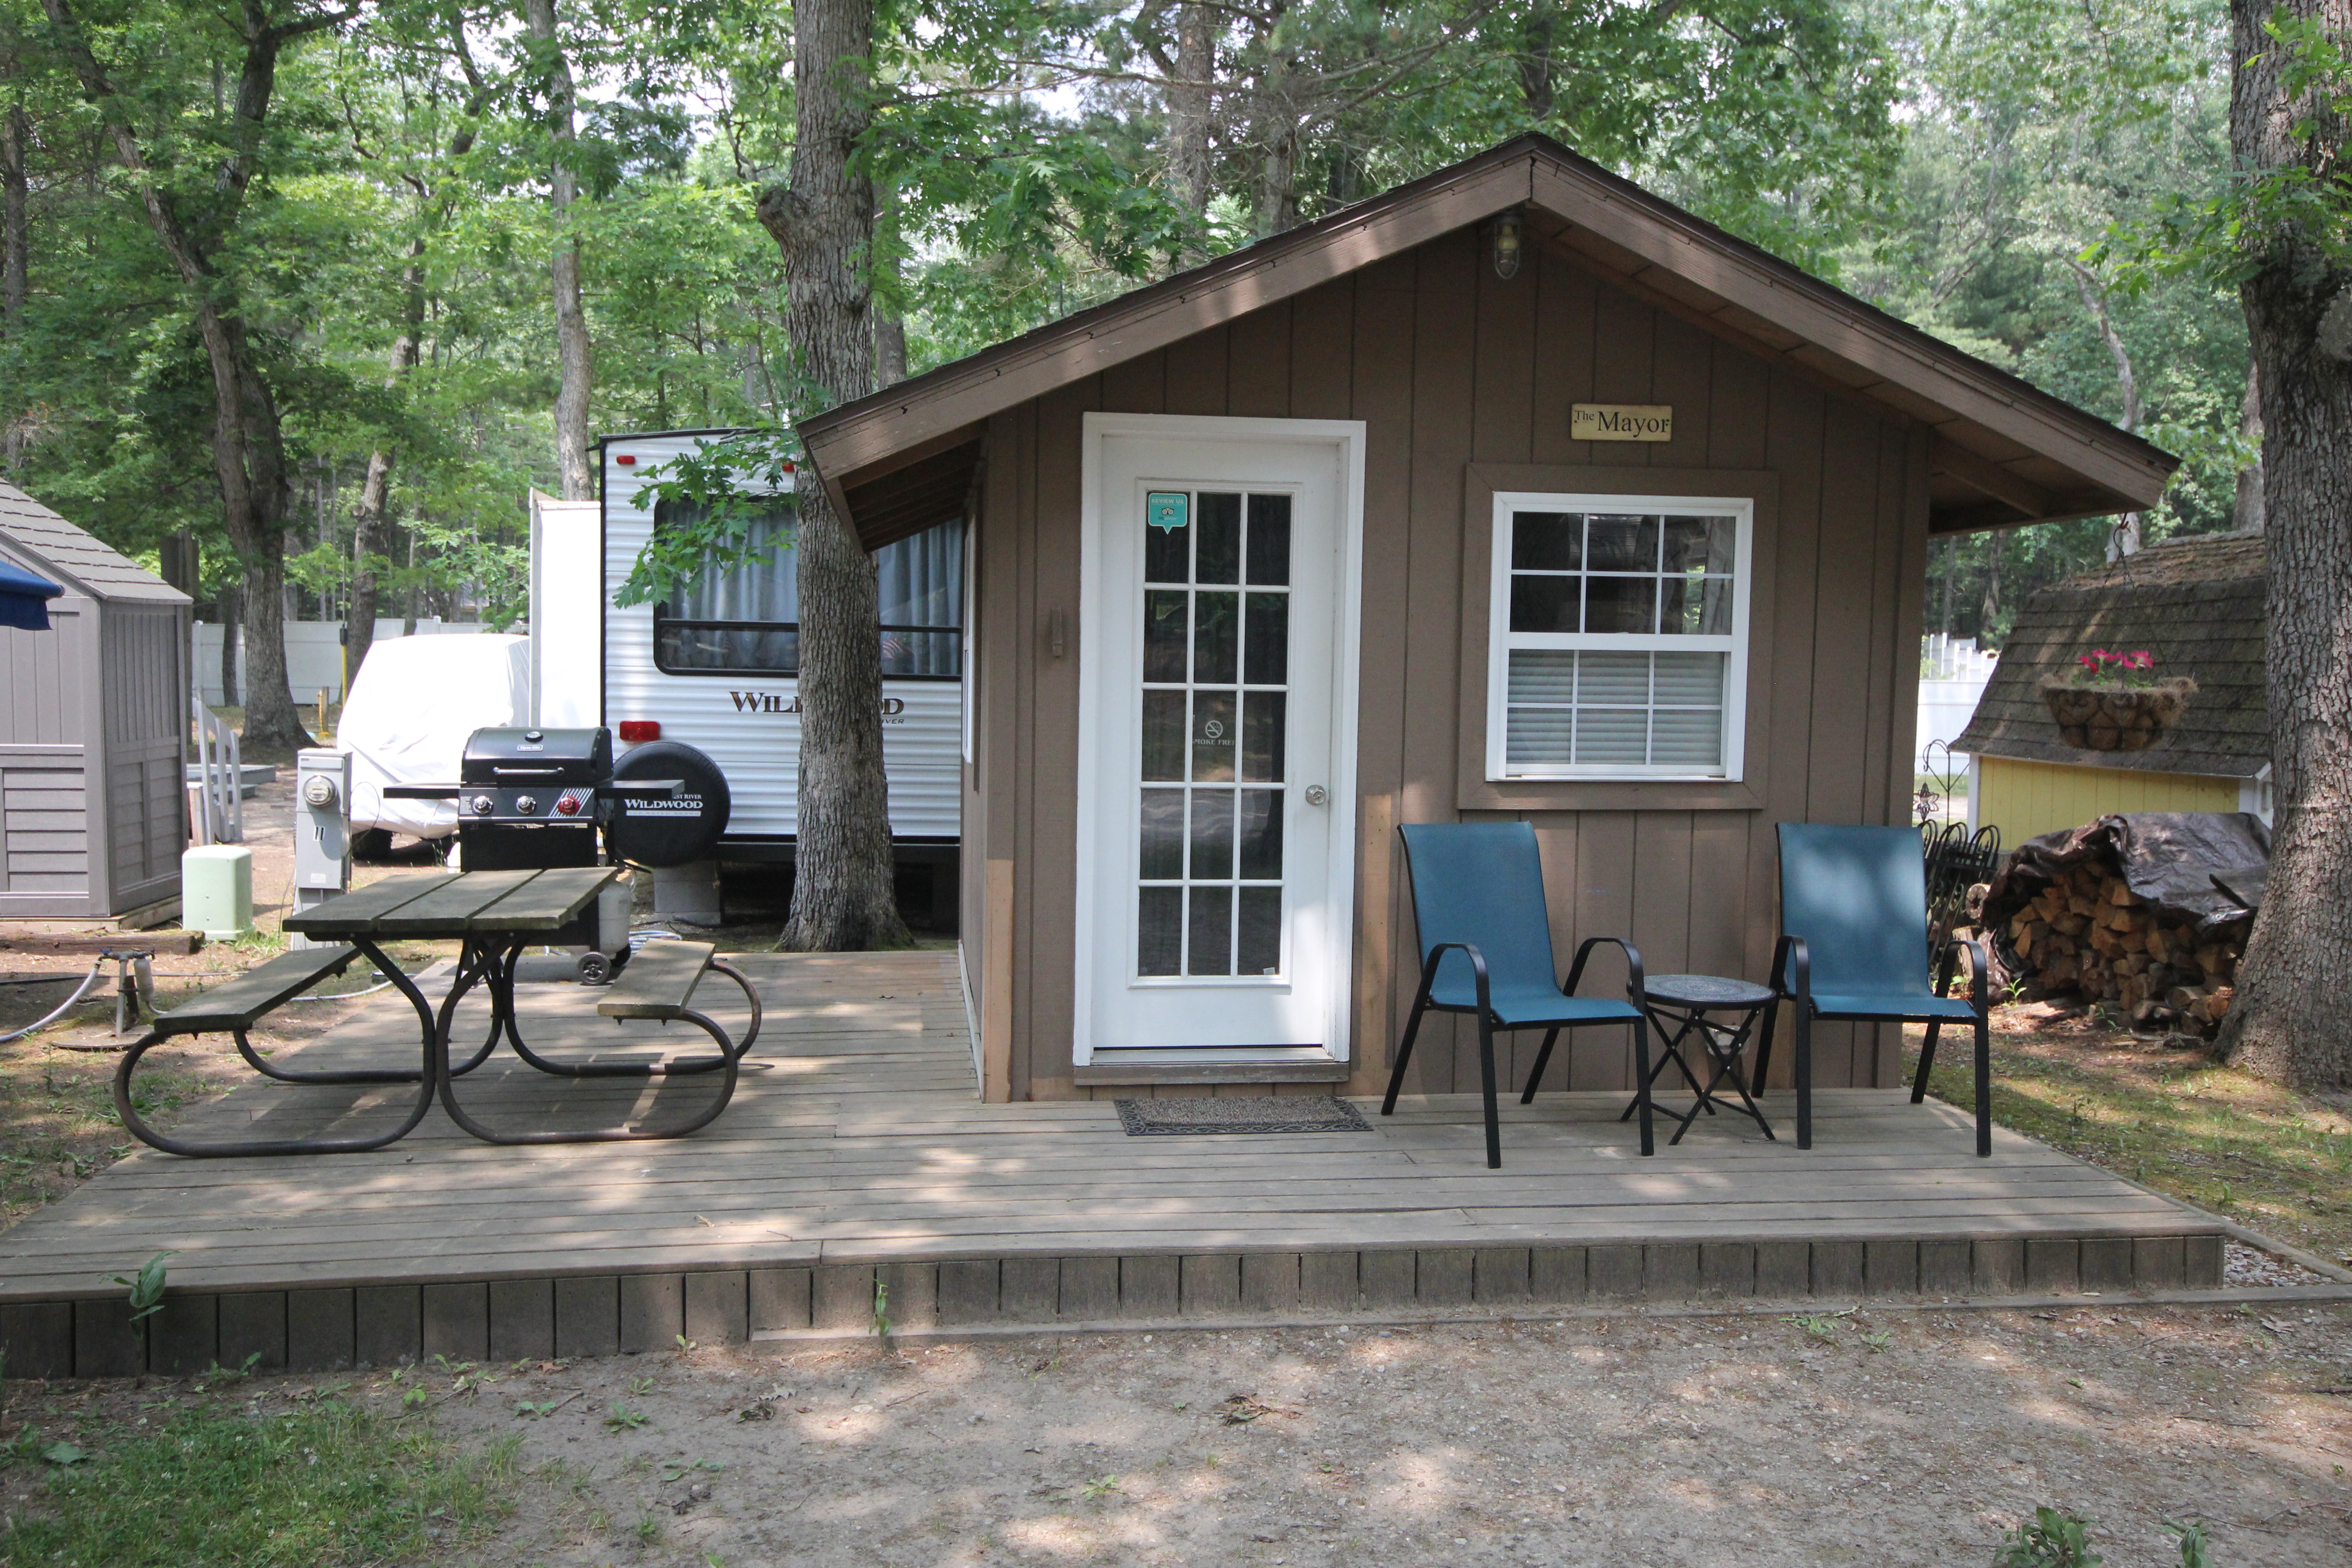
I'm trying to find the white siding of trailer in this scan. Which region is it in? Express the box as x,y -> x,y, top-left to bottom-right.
601,436 -> 964,841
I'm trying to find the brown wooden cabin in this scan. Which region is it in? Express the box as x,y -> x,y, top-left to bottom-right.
798,135 -> 2175,1104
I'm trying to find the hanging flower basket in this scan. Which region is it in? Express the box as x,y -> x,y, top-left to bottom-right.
2038,649 -> 2195,751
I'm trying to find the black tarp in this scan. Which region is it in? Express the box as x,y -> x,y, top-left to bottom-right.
1983,812 -> 2270,938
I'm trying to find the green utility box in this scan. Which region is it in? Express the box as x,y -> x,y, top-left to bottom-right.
182,845 -> 254,939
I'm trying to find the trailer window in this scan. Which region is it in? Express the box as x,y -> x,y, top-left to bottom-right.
652,502 -> 963,679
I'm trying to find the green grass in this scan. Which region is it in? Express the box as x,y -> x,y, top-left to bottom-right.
0,1399 -> 512,1567
1909,1019 -> 2352,1265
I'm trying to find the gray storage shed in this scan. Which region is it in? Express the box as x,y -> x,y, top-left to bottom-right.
0,481 -> 191,919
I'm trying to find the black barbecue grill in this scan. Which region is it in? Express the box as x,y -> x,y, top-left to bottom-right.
385,726 -> 730,975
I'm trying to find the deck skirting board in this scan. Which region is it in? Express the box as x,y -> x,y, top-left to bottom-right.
6,1232 -> 2227,1380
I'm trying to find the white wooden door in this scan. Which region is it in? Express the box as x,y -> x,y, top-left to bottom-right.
1076,419 -> 1361,1059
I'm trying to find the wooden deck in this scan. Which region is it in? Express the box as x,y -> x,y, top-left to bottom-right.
0,951 -> 2224,1379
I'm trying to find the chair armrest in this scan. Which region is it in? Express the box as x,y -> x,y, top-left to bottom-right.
1773,934 -> 1811,1011
1564,936 -> 1646,1005
1421,941 -> 1493,1019
1939,934 -> 1993,1016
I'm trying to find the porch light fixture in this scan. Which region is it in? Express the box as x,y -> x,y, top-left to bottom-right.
1492,207 -> 1524,279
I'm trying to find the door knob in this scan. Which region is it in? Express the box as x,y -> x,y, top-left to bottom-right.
1303,785 -> 1328,807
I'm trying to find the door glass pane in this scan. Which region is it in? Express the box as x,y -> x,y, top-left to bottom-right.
1241,692 -> 1285,782
1237,887 -> 1283,975
1191,690 -> 1237,782
1138,887 -> 1182,976
1237,789 -> 1283,878
1139,789 -> 1185,878
1146,502 -> 1191,583
1187,887 -> 1232,975
1246,494 -> 1292,585
1144,589 -> 1188,681
1142,691 -> 1186,781
1193,591 -> 1238,683
1188,789 -> 1235,879
1243,592 -> 1288,685
1196,493 -> 1241,583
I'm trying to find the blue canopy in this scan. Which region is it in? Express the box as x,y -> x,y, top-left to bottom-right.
0,558 -> 64,632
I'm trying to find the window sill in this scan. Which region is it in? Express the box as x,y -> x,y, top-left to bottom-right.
1457,776 -> 1765,813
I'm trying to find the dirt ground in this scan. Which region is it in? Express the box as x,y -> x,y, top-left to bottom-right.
8,1302 -> 2350,1567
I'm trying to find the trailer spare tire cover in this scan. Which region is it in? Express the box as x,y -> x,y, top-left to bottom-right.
607,740 -> 730,867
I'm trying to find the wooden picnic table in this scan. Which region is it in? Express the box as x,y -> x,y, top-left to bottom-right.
113,868 -> 757,1157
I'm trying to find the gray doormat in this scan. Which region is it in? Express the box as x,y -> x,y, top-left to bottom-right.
1114,1095 -> 1372,1136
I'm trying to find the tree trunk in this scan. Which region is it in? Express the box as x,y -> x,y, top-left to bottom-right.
42,0 -> 314,751
1,100 -> 25,343
347,257 -> 420,681
2233,360 -> 2265,533
217,583 -> 240,706
874,185 -> 906,385
756,0 -> 911,952
2214,0 -> 2352,1090
524,0 -> 593,500
1519,1 -> 1557,120
1980,528 -> 2002,636
2067,257 -> 2145,559
1168,2 -> 1215,242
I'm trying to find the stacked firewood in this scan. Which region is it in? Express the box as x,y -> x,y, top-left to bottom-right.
2002,857 -> 2244,1036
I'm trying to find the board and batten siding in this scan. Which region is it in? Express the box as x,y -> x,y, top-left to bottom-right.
966,228 -> 1928,1102
1976,755 -> 2243,845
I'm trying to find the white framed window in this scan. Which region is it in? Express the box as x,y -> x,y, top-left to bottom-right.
1486,491 -> 1754,781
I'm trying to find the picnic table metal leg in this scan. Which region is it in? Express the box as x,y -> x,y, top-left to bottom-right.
111,944 -> 442,1158
493,942 -> 745,1078
432,938 -> 747,1144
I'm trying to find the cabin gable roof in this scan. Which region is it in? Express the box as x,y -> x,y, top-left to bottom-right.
800,134 -> 2176,550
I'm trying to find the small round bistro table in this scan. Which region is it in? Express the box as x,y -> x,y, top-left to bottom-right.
1617,972 -> 1779,1147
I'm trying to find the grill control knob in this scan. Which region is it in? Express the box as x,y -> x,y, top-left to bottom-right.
554,791 -> 584,817
514,794 -> 539,815
470,794 -> 495,815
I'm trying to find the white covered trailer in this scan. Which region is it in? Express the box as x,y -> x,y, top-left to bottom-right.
584,431 -> 965,869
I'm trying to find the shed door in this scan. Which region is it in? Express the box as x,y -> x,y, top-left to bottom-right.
1078,431 -> 1349,1057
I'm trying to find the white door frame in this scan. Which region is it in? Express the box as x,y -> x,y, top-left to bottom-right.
1073,412 -> 1367,1065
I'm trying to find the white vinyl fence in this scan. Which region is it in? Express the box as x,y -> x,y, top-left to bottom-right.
194,618 -> 512,706
1917,633 -> 1998,774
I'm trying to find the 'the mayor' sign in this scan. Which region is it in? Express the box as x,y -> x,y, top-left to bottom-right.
1571,403 -> 1673,442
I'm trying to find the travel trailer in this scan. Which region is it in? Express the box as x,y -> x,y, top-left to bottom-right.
529,436 -> 965,919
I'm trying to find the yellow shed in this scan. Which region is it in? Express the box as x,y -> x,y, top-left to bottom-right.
1956,533 -> 2269,846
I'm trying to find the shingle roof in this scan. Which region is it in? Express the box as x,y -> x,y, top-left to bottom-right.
0,481 -> 190,605
1955,531 -> 2267,778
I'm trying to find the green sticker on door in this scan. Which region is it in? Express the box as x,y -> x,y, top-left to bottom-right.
1146,491 -> 1189,533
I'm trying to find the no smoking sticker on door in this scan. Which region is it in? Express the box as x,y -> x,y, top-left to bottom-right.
1147,492 -> 1189,532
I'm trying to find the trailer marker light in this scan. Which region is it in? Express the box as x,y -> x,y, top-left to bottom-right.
617,720 -> 661,743
616,454 -> 636,465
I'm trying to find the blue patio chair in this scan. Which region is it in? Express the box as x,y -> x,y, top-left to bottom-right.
1754,823 -> 1992,1156
1381,822 -> 1654,1166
